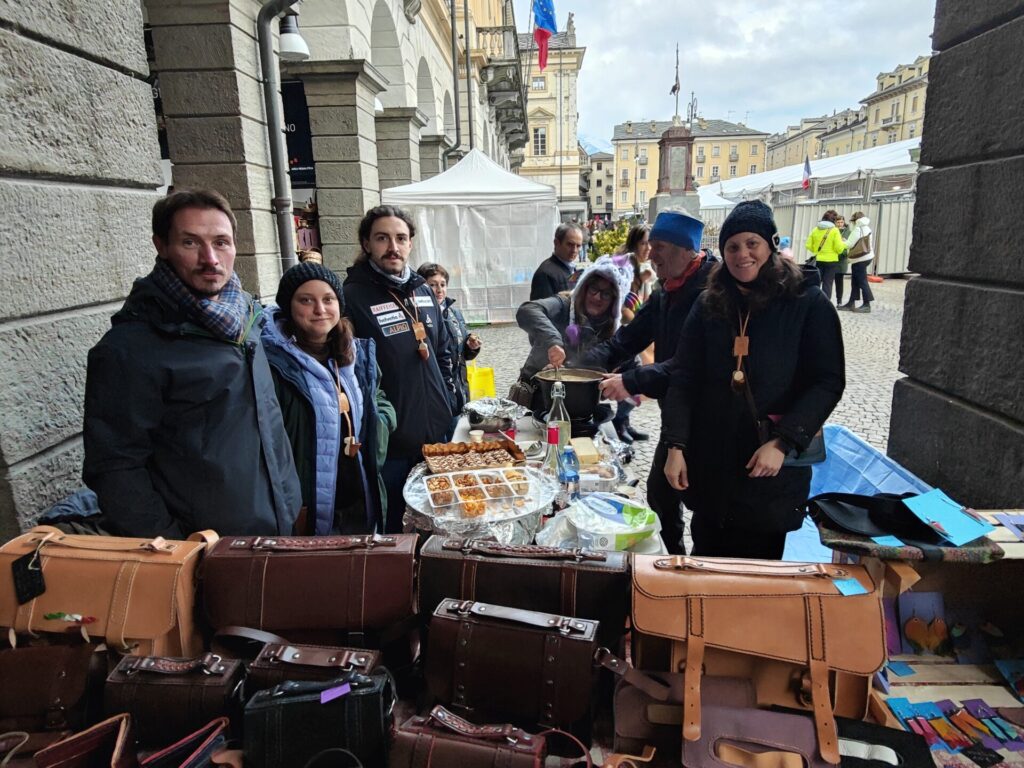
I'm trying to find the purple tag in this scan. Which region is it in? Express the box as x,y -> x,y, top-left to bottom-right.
320,683 -> 351,704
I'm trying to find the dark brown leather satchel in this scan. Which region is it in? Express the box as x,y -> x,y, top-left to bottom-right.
248,641 -> 381,693
419,536 -> 630,649
389,705 -> 593,767
425,600 -> 599,731
103,653 -> 243,748
201,534 -> 417,642
0,643 -> 102,737
34,713 -> 137,768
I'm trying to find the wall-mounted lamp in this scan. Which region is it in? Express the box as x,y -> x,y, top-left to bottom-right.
278,11 -> 310,62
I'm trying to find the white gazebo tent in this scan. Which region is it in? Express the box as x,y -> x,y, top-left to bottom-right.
382,149 -> 561,324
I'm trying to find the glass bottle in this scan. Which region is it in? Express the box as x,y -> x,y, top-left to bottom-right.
541,424 -> 563,479
546,380 -> 572,450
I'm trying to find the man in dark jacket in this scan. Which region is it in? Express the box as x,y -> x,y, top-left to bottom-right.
529,223 -> 583,300
83,189 -> 302,538
344,205 -> 457,531
584,210 -> 713,554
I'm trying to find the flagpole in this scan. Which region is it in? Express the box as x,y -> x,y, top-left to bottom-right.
674,43 -> 680,119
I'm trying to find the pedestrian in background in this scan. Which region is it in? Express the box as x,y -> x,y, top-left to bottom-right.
263,259 -> 395,535
834,215 -> 849,306
840,211 -> 875,313
418,263 -> 483,423
804,209 -> 845,302
779,236 -> 795,261
663,201 -> 845,559
531,223 -> 584,300
616,224 -> 655,304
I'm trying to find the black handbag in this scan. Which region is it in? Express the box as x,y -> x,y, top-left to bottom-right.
243,671 -> 395,768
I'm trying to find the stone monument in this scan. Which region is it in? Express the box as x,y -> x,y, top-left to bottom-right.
649,115 -> 700,219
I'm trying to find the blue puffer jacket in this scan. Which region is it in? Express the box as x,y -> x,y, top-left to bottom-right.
262,307 -> 392,533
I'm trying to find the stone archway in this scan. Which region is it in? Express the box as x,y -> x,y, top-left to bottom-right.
442,91 -> 455,142
370,0 -> 407,107
416,57 -> 438,134
294,0 -> 351,59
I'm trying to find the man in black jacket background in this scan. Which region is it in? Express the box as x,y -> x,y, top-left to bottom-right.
529,222 -> 583,300
344,205 -> 457,532
585,210 -> 714,554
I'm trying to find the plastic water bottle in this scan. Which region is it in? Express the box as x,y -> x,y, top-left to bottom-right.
559,445 -> 581,501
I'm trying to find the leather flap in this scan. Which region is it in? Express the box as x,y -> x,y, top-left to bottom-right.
0,527 -> 206,644
632,555 -> 885,675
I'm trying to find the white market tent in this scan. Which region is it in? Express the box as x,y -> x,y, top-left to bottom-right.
382,149 -> 561,324
697,186 -> 736,209
714,138 -> 921,199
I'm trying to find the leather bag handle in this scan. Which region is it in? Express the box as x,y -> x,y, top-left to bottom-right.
594,648 -> 672,702
427,706 -> 529,743
258,644 -> 376,671
232,534 -> 397,552
441,538 -> 607,562
441,600 -> 595,635
654,557 -> 845,579
119,651 -> 230,676
187,529 -> 220,547
27,529 -> 179,554
211,626 -> 291,659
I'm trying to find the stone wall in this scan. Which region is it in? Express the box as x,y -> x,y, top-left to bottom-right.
888,1 -> 1024,506
0,0 -> 162,536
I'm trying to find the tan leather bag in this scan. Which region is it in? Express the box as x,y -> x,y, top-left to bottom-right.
631,556 -> 886,765
0,526 -> 216,656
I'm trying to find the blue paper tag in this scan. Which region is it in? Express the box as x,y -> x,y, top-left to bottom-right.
903,489 -> 995,546
320,682 -> 351,704
887,661 -> 916,677
834,577 -> 868,596
871,535 -> 905,547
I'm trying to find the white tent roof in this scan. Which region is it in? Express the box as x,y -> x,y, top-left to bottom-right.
698,186 -> 735,208
716,137 -> 921,198
382,148 -> 557,206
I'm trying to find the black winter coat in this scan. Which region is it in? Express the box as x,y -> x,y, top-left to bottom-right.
343,261 -> 456,458
83,275 -> 302,538
442,297 -> 480,412
529,255 -> 573,300
582,258 -> 716,403
661,274 -> 845,533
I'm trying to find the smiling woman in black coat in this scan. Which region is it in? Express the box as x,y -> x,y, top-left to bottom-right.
661,201 -> 845,559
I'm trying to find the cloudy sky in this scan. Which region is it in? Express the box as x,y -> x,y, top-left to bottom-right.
511,0 -> 936,151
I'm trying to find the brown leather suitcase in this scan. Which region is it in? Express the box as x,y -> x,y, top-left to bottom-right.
390,705 -> 595,767
425,599 -> 598,731
103,653 -> 243,747
418,536 -> 630,650
248,642 -> 381,693
201,534 -> 417,641
631,556 -> 886,765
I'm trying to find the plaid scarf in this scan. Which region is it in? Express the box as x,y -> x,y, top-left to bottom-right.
151,258 -> 251,342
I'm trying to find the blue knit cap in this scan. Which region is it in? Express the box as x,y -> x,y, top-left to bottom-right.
649,211 -> 704,251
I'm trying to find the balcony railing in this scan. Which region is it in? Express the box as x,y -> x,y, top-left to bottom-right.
637,156 -> 648,165
619,178 -> 630,188
729,152 -> 739,162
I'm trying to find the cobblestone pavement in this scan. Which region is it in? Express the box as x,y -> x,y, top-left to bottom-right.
469,277 -> 908,501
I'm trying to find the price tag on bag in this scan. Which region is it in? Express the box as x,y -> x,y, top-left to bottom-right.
320,683 -> 351,704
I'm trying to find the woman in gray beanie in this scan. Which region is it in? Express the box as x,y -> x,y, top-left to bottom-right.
660,200 -> 845,559
261,258 -> 396,535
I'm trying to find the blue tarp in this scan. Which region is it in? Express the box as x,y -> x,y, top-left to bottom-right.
783,424 -> 932,562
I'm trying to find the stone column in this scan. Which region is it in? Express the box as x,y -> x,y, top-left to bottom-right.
419,134 -> 454,179
0,0 -> 161,533
375,107 -> 428,190
286,60 -> 387,271
887,2 -> 1024,507
147,0 -> 281,298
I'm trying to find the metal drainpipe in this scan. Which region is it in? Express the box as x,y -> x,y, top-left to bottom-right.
443,0 -> 463,169
463,0 -> 474,150
258,0 -> 300,272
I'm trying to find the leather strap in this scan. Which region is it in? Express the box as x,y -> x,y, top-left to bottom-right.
654,557 -> 844,579
442,539 -> 606,562
187,529 -> 220,547
805,596 -> 840,764
441,600 -> 595,635
257,644 -> 375,671
716,744 -> 805,768
451,614 -> 474,710
30,532 -> 178,554
683,597 -> 705,743
0,731 -> 29,768
535,728 -> 593,767
212,626 -> 291,659
427,706 -> 527,742
602,747 -> 657,767
120,652 -> 228,676
108,560 -> 139,650
235,534 -> 397,552
593,648 -> 672,701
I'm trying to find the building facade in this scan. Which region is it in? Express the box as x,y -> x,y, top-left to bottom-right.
588,151 -> 614,220
817,108 -> 868,158
861,55 -> 930,148
516,19 -> 588,221
765,116 -> 827,171
0,0 -> 527,533
610,118 -> 768,219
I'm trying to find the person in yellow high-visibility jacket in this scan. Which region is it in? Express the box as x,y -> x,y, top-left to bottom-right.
805,209 -> 846,302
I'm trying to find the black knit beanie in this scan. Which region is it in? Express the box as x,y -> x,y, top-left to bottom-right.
718,200 -> 779,254
275,262 -> 346,317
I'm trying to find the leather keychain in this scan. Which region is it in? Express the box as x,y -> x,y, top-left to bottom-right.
388,290 -> 430,361
732,309 -> 751,390
333,370 -> 361,458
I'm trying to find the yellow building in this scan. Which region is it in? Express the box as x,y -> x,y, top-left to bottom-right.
588,151 -> 614,220
610,118 -> 768,219
765,117 -> 826,171
816,108 -> 868,158
861,55 -> 930,147
516,18 -> 588,220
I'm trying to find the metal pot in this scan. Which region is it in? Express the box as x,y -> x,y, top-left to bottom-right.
533,368 -> 604,421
